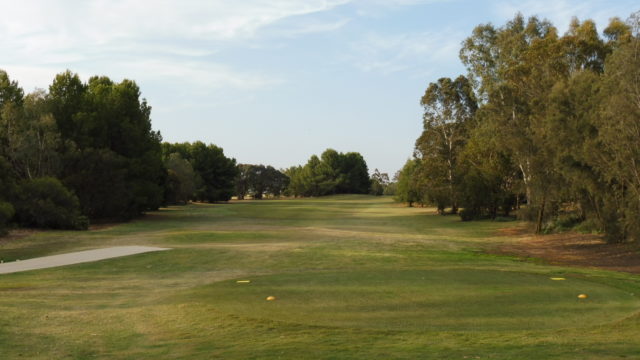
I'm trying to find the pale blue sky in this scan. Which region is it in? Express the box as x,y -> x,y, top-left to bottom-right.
1,0 -> 637,175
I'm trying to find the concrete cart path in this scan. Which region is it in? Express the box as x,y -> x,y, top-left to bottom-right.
0,246 -> 170,274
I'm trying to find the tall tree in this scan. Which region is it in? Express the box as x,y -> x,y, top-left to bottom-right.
593,12 -> 640,242
165,152 -> 196,204
394,159 -> 424,207
285,149 -> 370,197
49,72 -> 165,219
165,141 -> 238,202
1,89 -> 62,180
415,75 -> 477,213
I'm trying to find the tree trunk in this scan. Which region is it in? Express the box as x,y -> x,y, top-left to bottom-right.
535,195 -> 546,234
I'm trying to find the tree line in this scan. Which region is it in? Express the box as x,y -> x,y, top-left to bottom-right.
0,69 -> 390,234
232,149 -> 387,199
0,70 -> 239,234
395,11 -> 640,243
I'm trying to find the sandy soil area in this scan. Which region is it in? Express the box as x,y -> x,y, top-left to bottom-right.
0,246 -> 170,275
495,228 -> 640,274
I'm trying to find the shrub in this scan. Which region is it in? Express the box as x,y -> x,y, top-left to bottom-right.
542,213 -> 587,234
0,201 -> 15,235
14,177 -> 88,230
459,208 -> 479,221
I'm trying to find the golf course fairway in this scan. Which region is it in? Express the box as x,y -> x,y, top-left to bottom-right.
0,195 -> 639,359
198,269 -> 638,331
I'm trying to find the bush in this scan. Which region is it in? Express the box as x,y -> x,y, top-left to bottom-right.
14,177 -> 88,230
573,218 -> 601,234
542,213 -> 587,234
459,208 -> 479,221
0,201 -> 15,235
517,206 -> 538,222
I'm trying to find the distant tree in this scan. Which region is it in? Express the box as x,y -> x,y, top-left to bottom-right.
191,142 -> 237,202
370,169 -> 390,196
300,154 -> 336,196
235,164 -> 252,200
284,165 -> 304,197
337,152 -> 370,194
285,149 -> 370,197
383,177 -> 398,196
395,159 -> 424,207
263,166 -> 290,197
164,142 -> 238,202
165,153 -> 196,204
235,164 -> 290,199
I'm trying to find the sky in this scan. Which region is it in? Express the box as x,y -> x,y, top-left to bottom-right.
1,0 -> 638,175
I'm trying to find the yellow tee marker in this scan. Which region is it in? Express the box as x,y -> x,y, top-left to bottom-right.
550,277 -> 566,281
236,280 -> 251,283
266,296 -> 276,301
578,294 -> 588,299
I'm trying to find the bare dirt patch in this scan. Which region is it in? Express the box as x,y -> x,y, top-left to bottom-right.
495,229 -> 640,274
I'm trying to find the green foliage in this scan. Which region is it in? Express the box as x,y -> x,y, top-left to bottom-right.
541,213 -> 584,234
383,182 -> 397,196
285,149 -> 370,197
14,177 -> 87,230
164,153 -> 196,204
235,164 -> 289,199
394,159 -> 424,207
414,75 -> 477,213
0,201 -> 14,235
163,142 -> 238,202
404,10 -> 640,242
458,208 -> 477,221
1,89 -> 62,180
592,20 -> 640,242
47,72 -> 165,220
369,169 -> 390,196
0,70 -> 24,107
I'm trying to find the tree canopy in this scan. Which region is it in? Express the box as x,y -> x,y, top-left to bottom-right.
285,149 -> 371,197
0,70 -> 240,231
402,10 -> 640,243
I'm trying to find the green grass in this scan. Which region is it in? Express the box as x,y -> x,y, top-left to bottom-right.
0,195 -> 639,359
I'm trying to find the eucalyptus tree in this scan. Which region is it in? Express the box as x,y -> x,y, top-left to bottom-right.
370,169 -> 390,196
415,75 -> 477,213
460,14 -> 569,230
234,164 -> 289,199
1,90 -> 62,180
593,11 -> 640,242
394,159 -> 424,207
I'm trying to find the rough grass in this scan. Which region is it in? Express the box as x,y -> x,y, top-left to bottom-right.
0,195 -> 639,359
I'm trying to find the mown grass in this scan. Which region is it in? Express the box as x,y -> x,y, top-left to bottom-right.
0,195 -> 639,359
